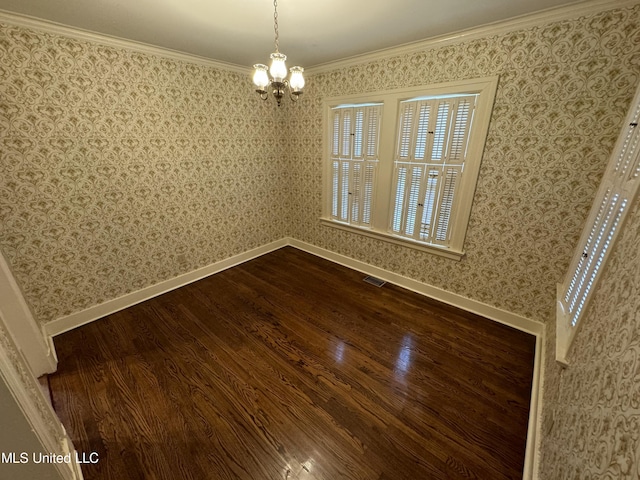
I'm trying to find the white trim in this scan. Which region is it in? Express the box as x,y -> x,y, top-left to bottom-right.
287,238 -> 543,336
0,10 -> 250,74
45,239 -> 288,337
307,0 -> 640,73
524,322 -> 545,480
47,236 -> 542,338
0,321 -> 82,479
0,250 -> 57,376
320,219 -> 465,261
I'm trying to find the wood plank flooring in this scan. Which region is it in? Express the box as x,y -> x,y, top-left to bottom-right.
49,247 -> 536,480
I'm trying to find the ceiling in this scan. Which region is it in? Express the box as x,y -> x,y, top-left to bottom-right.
0,0 -> 587,68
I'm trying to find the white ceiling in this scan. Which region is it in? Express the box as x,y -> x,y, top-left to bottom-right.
0,0 -> 588,68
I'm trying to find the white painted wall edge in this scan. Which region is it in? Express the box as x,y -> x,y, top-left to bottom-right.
45,239 -> 288,337
0,324 -> 82,479
0,250 -> 56,376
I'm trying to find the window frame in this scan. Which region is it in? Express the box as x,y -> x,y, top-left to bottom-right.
321,77 -> 499,260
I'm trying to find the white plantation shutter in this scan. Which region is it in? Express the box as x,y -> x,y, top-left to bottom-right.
390,95 -> 477,246
362,163 -> 376,224
558,83 -> 640,361
330,104 -> 382,226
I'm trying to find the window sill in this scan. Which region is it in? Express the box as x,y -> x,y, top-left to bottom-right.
320,218 -> 465,261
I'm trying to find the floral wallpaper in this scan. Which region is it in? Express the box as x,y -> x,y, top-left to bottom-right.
0,24 -> 288,324
539,194 -> 640,479
287,4 -> 640,323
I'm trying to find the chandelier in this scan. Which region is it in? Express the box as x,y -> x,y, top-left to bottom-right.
252,0 -> 304,106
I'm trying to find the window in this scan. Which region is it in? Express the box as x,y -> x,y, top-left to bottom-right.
322,77 -> 498,260
556,82 -> 640,364
390,96 -> 475,245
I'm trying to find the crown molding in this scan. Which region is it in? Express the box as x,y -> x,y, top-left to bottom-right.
0,9 -> 252,75
306,0 -> 640,74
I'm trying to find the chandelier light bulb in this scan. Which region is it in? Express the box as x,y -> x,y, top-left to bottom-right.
252,64 -> 269,91
289,66 -> 305,92
269,53 -> 287,83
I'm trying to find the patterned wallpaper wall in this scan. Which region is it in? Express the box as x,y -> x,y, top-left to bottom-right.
288,4 -> 640,323
539,195 -> 640,479
0,24 -> 288,324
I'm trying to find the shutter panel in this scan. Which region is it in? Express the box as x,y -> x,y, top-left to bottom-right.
341,109 -> 352,158
330,104 -> 381,226
434,167 -> 461,243
392,166 -> 408,233
351,162 -> 362,223
447,98 -> 474,163
414,103 -> 431,161
353,109 -> 364,159
419,168 -> 440,241
404,166 -> 424,237
332,111 -> 340,157
398,102 -> 416,160
331,160 -> 339,217
362,163 -> 375,225
366,107 -> 381,159
340,162 -> 350,221
431,101 -> 451,162
614,101 -> 640,179
566,192 -> 628,325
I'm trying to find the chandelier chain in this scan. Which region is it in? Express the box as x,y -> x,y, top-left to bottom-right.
273,0 -> 279,53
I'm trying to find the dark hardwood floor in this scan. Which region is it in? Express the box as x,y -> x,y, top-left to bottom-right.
49,246 -> 536,480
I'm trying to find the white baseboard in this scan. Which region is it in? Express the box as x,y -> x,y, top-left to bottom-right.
287,238 -> 544,336
44,236 -> 545,479
45,239 -> 288,337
